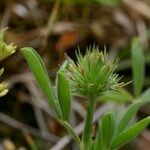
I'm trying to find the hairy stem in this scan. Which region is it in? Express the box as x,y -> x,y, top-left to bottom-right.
60,119 -> 82,149
82,99 -> 96,149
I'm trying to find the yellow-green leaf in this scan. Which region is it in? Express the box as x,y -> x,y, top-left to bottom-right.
114,100 -> 143,136
56,71 -> 71,120
21,47 -> 59,115
95,112 -> 114,150
111,117 -> 150,149
131,38 -> 145,97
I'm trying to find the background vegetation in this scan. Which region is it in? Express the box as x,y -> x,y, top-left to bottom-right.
0,0 -> 150,149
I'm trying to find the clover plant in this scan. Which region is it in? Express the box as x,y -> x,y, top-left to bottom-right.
21,44 -> 150,150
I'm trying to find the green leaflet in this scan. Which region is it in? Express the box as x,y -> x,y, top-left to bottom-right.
56,70 -> 71,120
95,112 -> 114,150
114,100 -> 143,136
111,116 -> 150,149
111,90 -> 150,149
21,47 -> 60,116
131,38 -> 145,97
100,89 -> 133,103
111,89 -> 150,146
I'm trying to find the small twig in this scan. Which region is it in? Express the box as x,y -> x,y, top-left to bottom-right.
8,72 -> 57,119
140,130 -> 150,144
136,18 -> 148,49
0,112 -> 59,142
1,2 -> 12,28
46,1 -> 60,37
72,101 -> 86,119
123,0 -> 150,19
113,10 -> 134,34
28,81 -> 50,138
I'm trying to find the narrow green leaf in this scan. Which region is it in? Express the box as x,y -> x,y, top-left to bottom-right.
114,100 -> 143,136
100,89 -> 133,103
113,89 -> 150,141
131,38 -> 145,97
95,0 -> 121,6
56,70 -> 71,120
111,116 -> 150,149
95,112 -> 114,150
21,47 -> 59,114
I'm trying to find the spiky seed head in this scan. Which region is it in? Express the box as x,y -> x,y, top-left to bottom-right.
65,46 -> 125,99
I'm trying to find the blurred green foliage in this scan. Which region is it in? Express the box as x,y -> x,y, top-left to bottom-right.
44,0 -> 121,6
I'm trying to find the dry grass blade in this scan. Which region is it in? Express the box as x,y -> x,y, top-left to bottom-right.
0,112 -> 59,142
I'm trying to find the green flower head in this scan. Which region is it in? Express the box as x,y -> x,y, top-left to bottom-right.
65,46 -> 125,99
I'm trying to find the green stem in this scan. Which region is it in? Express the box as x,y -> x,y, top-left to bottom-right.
82,99 -> 96,149
60,120 -> 82,149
